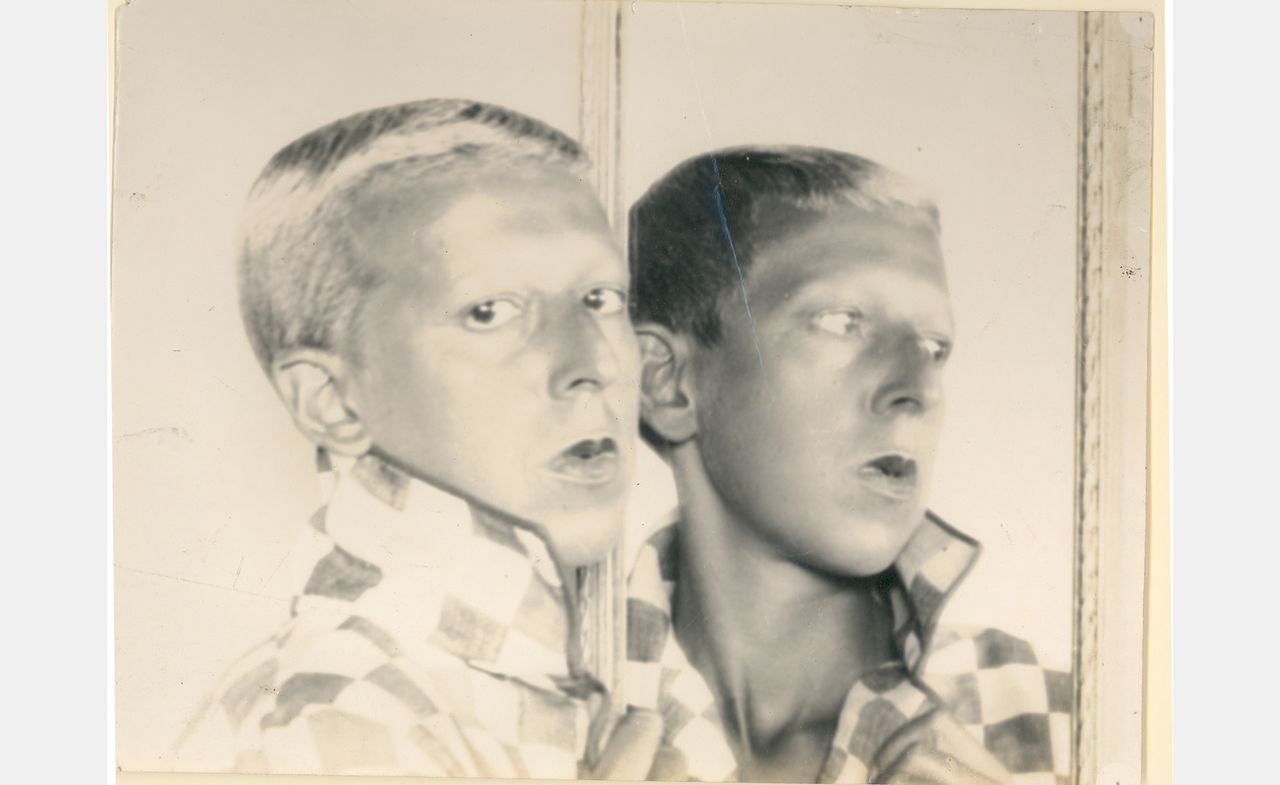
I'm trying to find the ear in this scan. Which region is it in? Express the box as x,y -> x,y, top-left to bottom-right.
636,323 -> 698,445
270,349 -> 373,458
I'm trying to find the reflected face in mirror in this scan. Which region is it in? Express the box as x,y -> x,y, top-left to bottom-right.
690,202 -> 953,577
346,164 -> 641,567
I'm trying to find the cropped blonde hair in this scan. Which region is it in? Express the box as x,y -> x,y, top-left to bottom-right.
238,98 -> 589,372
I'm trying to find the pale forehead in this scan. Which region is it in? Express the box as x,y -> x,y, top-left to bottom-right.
348,163 -> 615,282
428,169 -> 609,241
352,161 -> 605,231
746,201 -> 948,298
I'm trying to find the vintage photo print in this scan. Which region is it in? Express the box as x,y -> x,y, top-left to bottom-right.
111,1 -> 1154,783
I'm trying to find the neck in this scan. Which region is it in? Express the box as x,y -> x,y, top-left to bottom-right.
666,444 -> 894,770
339,452 -> 590,682
468,501 -> 591,679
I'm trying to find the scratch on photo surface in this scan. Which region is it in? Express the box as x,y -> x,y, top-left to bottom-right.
116,425 -> 192,444
709,155 -> 770,380
676,6 -> 772,394
261,543 -> 297,589
117,565 -> 275,601
212,375 -> 239,394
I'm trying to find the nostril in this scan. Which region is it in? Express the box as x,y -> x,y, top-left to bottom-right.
891,394 -> 923,413
567,376 -> 601,391
870,384 -> 928,417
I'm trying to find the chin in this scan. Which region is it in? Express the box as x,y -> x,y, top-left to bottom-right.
814,549 -> 900,580
809,515 -> 920,579
539,507 -> 626,568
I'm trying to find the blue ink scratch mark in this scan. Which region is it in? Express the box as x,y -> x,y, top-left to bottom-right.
709,156 -> 769,380
675,5 -> 770,401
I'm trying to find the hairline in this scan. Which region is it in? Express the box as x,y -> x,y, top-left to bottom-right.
674,194 -> 944,346
239,103 -> 591,373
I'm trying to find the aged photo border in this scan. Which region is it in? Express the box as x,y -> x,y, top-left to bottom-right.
108,1 -> 1165,783
1073,11 -> 1152,785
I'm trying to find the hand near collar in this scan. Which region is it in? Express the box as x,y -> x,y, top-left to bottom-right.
871,707 -> 1012,785
580,706 -> 665,780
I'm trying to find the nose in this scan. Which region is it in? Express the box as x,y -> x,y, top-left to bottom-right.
546,305 -> 621,400
868,333 -> 943,417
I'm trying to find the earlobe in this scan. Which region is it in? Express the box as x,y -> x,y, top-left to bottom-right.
636,325 -> 697,445
271,350 -> 372,458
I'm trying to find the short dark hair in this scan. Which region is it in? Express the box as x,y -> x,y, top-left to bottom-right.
628,145 -> 939,345
238,98 -> 588,373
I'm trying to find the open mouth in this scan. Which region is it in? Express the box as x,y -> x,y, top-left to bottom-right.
548,437 -> 619,484
856,454 -> 919,500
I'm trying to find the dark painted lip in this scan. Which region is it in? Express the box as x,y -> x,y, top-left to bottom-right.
853,453 -> 919,501
545,435 -> 621,486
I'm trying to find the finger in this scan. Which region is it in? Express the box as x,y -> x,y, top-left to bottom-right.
875,741 -> 935,784
586,707 -> 665,780
874,707 -> 1010,785
875,744 -> 1004,785
923,712 -> 1011,784
875,706 -> 944,773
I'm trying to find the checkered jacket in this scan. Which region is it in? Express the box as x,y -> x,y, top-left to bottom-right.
178,452 -> 656,778
624,514 -> 1071,784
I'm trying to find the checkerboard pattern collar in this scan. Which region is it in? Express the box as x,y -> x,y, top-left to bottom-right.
182,448 -> 643,777
311,449 -> 588,691
623,510 -> 983,782
887,512 -> 984,676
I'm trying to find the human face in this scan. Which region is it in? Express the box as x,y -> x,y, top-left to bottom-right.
346,164 -> 640,567
689,203 -> 952,577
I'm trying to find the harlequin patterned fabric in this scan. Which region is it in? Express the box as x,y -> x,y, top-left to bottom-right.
624,513 -> 1071,784
178,450 -> 660,778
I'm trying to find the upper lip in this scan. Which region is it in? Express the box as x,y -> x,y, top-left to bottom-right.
548,431 -> 620,462
853,450 -> 920,484
854,448 -> 918,468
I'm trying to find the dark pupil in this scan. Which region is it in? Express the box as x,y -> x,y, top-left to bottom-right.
585,291 -> 602,309
472,303 -> 495,323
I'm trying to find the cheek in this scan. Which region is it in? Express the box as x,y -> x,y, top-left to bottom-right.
363,360 -> 454,451
351,332 -> 422,425
606,322 -> 643,391
362,337 -> 520,446
762,357 -> 853,451
424,349 -> 541,438
696,370 -> 813,499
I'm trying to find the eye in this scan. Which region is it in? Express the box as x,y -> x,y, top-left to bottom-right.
464,298 -> 522,330
812,308 -> 864,336
921,335 -> 952,364
583,287 -> 628,316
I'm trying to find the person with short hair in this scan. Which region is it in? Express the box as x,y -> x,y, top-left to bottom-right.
180,98 -> 659,778
623,147 -> 1069,784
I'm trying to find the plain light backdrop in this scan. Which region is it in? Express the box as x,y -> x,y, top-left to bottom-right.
113,0 -> 1078,771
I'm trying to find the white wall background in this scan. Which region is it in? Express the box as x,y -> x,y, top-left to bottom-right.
113,0 -> 1078,771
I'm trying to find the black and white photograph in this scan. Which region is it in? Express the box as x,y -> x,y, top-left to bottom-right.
111,1 -> 1154,783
